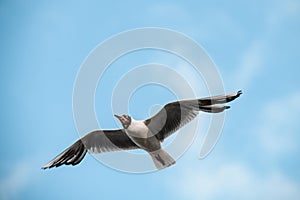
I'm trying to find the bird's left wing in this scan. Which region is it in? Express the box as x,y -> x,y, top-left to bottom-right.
42,129 -> 139,169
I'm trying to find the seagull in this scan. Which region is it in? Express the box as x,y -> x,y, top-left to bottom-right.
42,90 -> 242,170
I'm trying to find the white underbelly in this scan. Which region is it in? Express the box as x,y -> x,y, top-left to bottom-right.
125,126 -> 148,138
125,123 -> 161,151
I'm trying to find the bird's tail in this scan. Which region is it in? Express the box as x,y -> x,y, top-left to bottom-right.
149,148 -> 176,170
41,140 -> 87,169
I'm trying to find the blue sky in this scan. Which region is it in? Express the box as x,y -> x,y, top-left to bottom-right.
1,0 -> 300,199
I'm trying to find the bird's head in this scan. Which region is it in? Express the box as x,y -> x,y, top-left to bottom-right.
114,114 -> 132,129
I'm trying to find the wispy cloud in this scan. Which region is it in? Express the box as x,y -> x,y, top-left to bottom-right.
234,40 -> 265,88
0,161 -> 37,200
169,162 -> 300,200
266,0 -> 300,30
232,0 -> 300,90
257,92 -> 300,156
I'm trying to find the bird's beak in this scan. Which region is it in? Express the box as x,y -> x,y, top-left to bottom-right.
114,114 -> 125,123
114,114 -> 121,119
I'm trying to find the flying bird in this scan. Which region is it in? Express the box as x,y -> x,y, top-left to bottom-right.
42,90 -> 242,170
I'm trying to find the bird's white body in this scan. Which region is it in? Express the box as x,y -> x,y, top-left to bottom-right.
125,118 -> 161,151
125,118 -> 149,138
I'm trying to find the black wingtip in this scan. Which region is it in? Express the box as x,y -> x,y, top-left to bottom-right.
225,106 -> 231,109
41,165 -> 50,170
237,90 -> 242,96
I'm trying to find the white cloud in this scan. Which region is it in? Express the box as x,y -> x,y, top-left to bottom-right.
0,161 -> 36,200
169,162 -> 300,200
258,92 -> 300,156
234,40 -> 265,88
232,0 -> 300,89
266,0 -> 300,29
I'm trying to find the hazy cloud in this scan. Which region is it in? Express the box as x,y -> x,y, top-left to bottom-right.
234,40 -> 265,88
0,161 -> 36,200
170,162 -> 300,200
258,92 -> 300,156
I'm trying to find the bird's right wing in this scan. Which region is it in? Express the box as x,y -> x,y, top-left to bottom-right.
42,129 -> 139,169
145,91 -> 242,141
